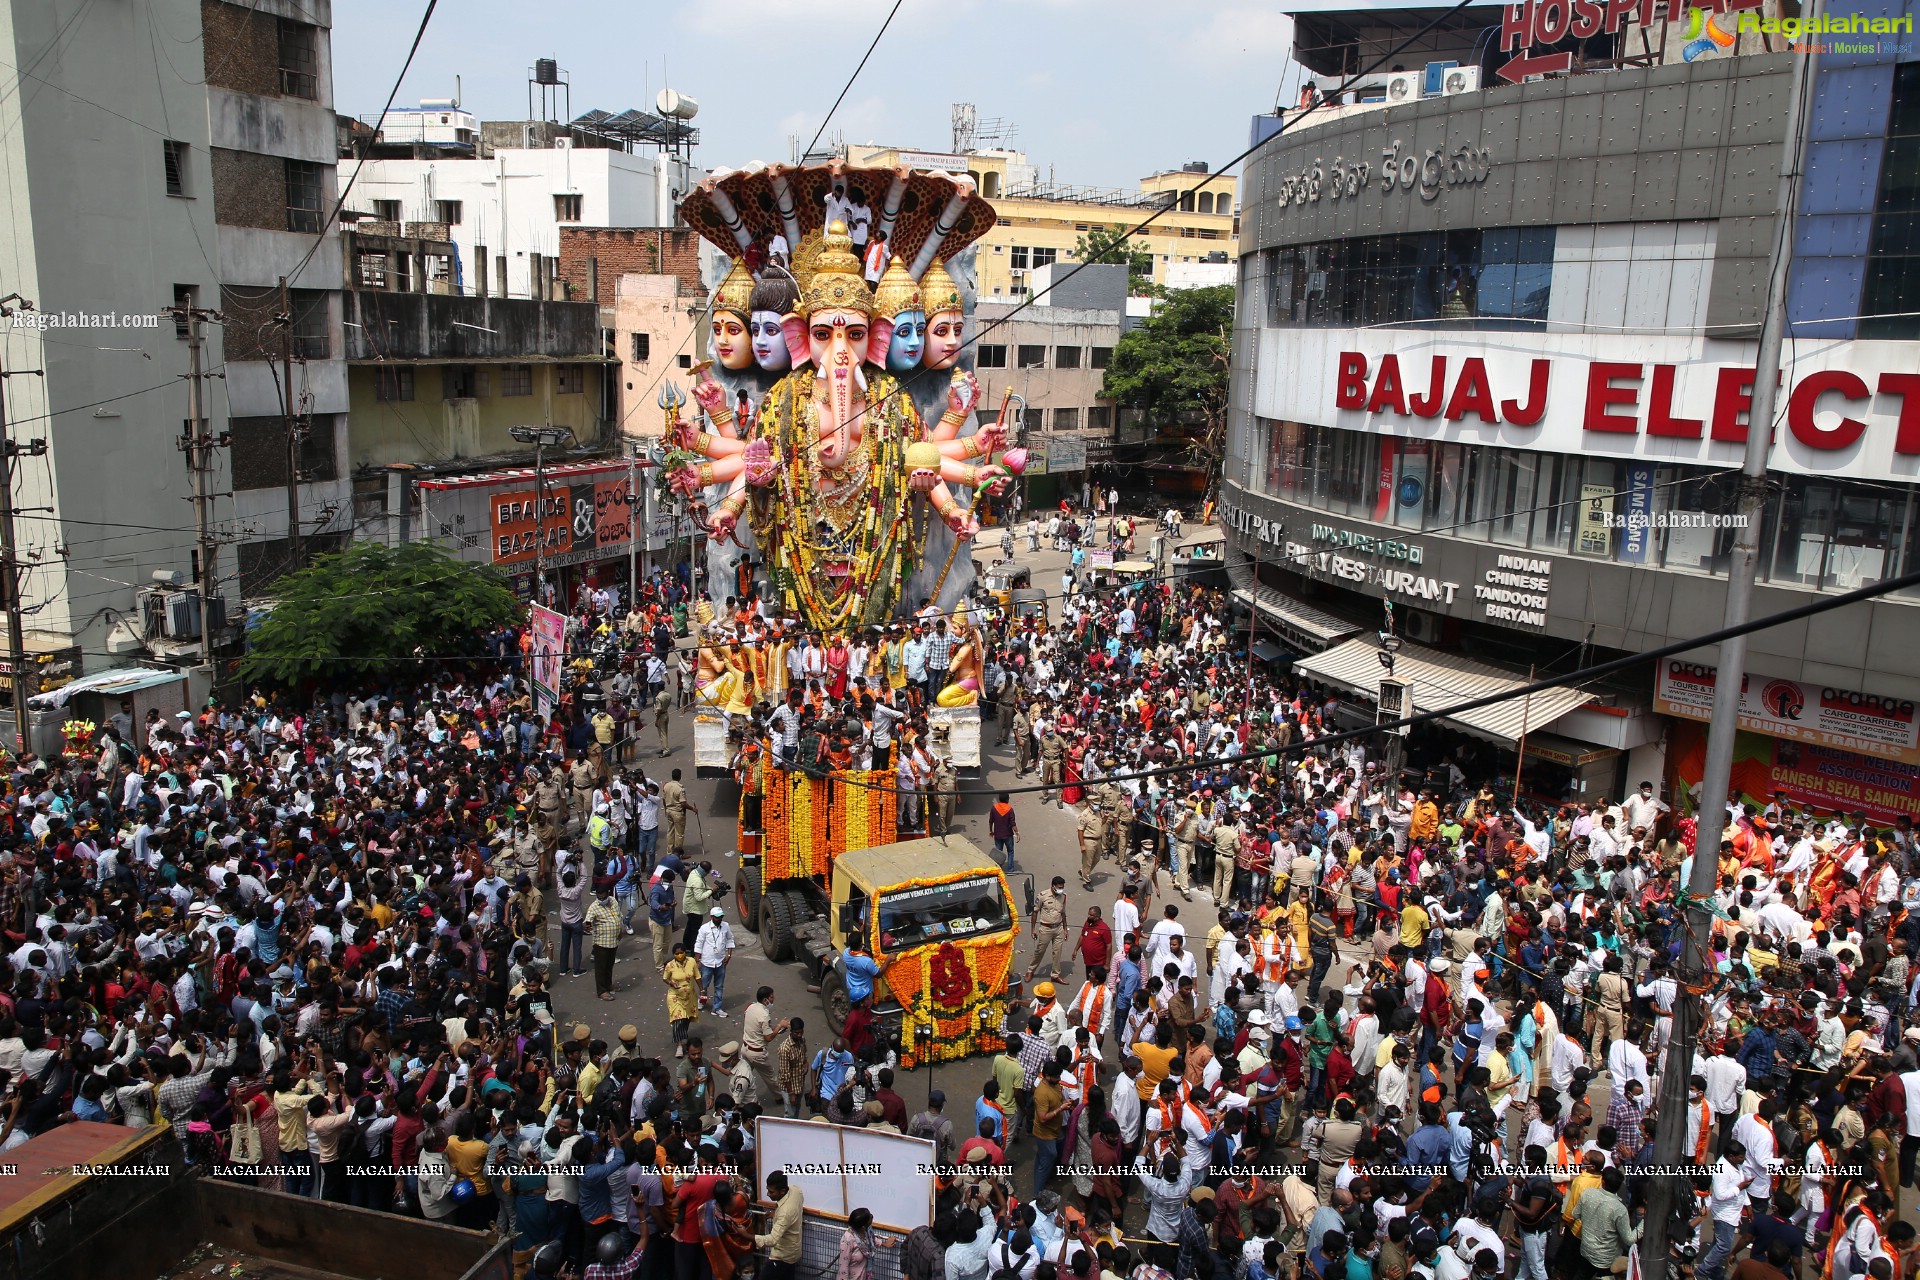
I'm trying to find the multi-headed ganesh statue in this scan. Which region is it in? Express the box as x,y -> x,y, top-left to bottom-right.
661,162 -> 1026,633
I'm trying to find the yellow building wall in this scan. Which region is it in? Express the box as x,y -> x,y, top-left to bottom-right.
842,146 -> 1238,300
346,363 -> 602,470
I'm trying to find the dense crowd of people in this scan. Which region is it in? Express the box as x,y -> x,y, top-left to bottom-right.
2,512 -> 1917,1280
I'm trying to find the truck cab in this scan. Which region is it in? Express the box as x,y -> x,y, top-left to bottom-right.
812,838 -> 1029,1063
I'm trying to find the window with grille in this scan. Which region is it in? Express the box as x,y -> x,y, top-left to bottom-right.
278,19 -> 318,99
1054,346 -> 1081,370
1010,246 -> 1030,271
374,368 -> 414,401
630,332 -> 651,362
436,200 -> 463,225
290,290 -> 329,358
1054,408 -> 1080,431
1090,347 -> 1112,369
285,160 -> 326,233
1087,406 -> 1112,432
1017,345 -> 1046,369
677,353 -> 693,369
172,285 -> 195,339
442,366 -> 477,399
371,199 -> 401,223
500,365 -> 533,397
555,365 -> 585,394
976,344 -> 1008,368
554,194 -> 583,222
1032,247 -> 1058,269
164,140 -> 189,196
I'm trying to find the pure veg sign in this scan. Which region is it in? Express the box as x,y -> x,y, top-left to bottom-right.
1494,0 -> 1763,79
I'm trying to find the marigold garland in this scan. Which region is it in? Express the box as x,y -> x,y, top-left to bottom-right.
879,867 -> 1022,1067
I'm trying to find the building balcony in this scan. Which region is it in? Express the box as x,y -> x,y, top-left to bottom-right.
342,290 -> 605,362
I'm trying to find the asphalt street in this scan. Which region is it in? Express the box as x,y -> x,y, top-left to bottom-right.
545,523 -> 1225,1088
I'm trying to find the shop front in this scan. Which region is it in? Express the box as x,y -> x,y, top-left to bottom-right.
415,460 -> 706,609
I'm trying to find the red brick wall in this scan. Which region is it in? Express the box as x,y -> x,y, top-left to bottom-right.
557,228 -> 703,301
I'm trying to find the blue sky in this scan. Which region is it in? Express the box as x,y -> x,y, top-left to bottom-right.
330,0 -> 1300,191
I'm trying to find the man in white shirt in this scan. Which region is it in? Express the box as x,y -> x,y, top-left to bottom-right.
1606,1038 -> 1650,1104
1698,1150 -> 1749,1280
693,908 -> 736,1015
1731,1102 -> 1778,1211
1700,1049 -> 1748,1155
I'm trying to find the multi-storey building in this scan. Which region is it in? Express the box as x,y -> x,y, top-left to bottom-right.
1224,5 -> 1920,817
0,0 -> 350,684
842,144 -> 1238,300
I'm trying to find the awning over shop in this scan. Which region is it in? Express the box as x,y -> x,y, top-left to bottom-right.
1293,636 -> 1595,744
1231,587 -> 1358,654
1251,640 -> 1288,664
29,666 -> 184,710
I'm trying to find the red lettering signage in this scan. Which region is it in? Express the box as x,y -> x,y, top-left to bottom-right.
1331,350 -> 1920,456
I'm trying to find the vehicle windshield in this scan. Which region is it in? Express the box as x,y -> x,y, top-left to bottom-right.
876,875 -> 1011,952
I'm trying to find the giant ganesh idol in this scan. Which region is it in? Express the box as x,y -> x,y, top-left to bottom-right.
663,163 -> 1024,635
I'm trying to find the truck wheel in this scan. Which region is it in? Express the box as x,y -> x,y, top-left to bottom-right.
737,871 -> 763,930
763,889 -> 797,963
821,971 -> 852,1033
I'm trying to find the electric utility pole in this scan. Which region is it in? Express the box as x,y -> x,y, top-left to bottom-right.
1639,6 -> 1822,1275
169,303 -> 226,659
278,277 -> 302,572
0,350 -> 45,756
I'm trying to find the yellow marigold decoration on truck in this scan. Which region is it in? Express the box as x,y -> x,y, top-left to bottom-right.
877,868 -> 1021,1066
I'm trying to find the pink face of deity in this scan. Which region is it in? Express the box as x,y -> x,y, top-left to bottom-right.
711,312 -> 754,371
925,310 -> 964,370
808,307 -> 870,469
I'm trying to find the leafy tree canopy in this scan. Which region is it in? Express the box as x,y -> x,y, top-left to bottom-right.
1071,226 -> 1154,291
240,541 -> 519,685
1100,284 -> 1234,425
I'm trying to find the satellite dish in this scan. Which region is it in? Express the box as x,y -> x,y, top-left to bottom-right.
656,89 -> 699,121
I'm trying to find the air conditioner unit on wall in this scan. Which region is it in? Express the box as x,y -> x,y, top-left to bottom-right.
1401,609 -> 1441,645
1440,67 -> 1481,95
1384,72 -> 1421,105
136,587 -> 203,643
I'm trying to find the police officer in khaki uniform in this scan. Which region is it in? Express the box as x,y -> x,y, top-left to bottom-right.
931,755 -> 958,835
1023,876 -> 1071,984
661,769 -> 690,858
654,688 -> 673,757
1012,703 -> 1034,776
1039,728 -> 1066,807
1100,773 -> 1131,864
567,753 -> 597,830
1076,802 -> 1107,890
533,769 -> 568,880
1210,814 -> 1242,904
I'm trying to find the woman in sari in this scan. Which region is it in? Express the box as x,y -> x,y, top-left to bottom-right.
701,1183 -> 755,1280
825,636 -> 851,700
1062,731 -> 1085,807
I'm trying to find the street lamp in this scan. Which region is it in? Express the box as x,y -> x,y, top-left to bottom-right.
509,425 -> 574,603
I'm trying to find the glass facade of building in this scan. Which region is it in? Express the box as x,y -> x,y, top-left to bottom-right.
1242,418 -> 1920,595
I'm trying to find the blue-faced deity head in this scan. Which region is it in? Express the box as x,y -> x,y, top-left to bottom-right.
747,276 -> 799,373
886,310 -> 926,373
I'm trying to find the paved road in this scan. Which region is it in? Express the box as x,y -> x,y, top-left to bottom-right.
545,526 -> 1224,1080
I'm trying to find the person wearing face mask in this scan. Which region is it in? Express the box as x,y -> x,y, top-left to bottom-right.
1025,878 -> 1070,986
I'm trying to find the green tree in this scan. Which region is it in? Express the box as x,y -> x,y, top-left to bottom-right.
1071,226 -> 1154,292
1101,284 -> 1233,425
240,541 -> 518,684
